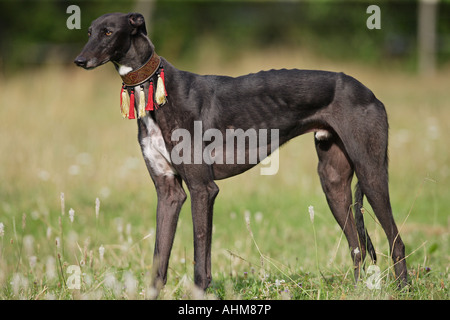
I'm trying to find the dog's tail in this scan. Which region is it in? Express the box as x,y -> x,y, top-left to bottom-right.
354,182 -> 377,263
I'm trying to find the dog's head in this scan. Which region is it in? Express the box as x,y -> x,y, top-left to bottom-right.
74,12 -> 147,69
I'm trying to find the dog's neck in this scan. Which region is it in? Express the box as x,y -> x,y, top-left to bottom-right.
113,34 -> 158,84
118,51 -> 161,86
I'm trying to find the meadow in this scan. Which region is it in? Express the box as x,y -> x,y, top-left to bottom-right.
0,46 -> 448,300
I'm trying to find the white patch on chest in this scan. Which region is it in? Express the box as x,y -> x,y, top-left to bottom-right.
141,115 -> 176,177
118,65 -> 133,76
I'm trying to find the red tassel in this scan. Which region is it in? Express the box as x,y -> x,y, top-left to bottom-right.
160,68 -> 167,96
146,80 -> 154,111
128,89 -> 136,119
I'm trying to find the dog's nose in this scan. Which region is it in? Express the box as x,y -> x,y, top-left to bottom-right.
74,56 -> 87,68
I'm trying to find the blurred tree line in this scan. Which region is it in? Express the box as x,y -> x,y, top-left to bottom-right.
0,0 -> 449,74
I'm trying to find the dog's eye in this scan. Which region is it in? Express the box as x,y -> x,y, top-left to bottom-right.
105,30 -> 112,36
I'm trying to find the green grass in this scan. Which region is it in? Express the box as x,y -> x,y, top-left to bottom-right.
0,47 -> 449,300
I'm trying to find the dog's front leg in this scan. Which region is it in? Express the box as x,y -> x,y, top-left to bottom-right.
187,177 -> 219,290
152,174 -> 187,292
137,116 -> 186,293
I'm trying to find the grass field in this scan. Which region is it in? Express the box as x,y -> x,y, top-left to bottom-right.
0,47 -> 448,300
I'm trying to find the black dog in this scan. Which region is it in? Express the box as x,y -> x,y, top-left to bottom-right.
74,12 -> 408,293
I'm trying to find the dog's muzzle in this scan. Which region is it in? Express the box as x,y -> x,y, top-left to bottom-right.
74,56 -> 88,68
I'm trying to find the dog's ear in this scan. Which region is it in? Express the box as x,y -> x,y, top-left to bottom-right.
127,13 -> 147,35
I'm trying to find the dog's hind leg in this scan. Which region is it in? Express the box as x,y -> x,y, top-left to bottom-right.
315,134 -> 366,281
353,155 -> 408,287
188,179 -> 219,291
182,164 -> 220,291
335,98 -> 408,287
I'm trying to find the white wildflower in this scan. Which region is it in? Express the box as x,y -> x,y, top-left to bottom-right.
126,223 -> 132,244
116,218 -> 123,234
29,256 -> 37,269
23,235 -> 34,256
38,169 -> 50,181
99,244 -> 105,262
146,286 -> 159,300
60,192 -> 65,216
46,256 -> 56,280
46,227 -> 52,240
12,273 -> 28,297
244,210 -> 251,225
244,210 -> 253,237
308,205 -> 315,223
115,218 -> 124,243
255,212 -> 263,223
104,273 -> 121,296
68,164 -> 80,176
69,208 -> 75,223
275,279 -> 285,287
104,273 -> 116,288
0,222 -> 4,237
123,271 -> 137,299
95,197 -> 100,219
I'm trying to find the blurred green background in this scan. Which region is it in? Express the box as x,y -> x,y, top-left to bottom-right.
1,0 -> 450,73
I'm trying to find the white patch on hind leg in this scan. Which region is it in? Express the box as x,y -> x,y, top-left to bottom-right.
315,130 -> 332,141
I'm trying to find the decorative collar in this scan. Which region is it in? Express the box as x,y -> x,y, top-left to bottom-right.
119,51 -> 167,119
120,52 -> 161,87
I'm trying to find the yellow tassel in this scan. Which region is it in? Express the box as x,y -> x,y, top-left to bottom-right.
138,86 -> 146,118
121,88 -> 130,119
155,74 -> 167,106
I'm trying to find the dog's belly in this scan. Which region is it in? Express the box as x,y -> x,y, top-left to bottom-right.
140,115 -> 177,177
212,163 -> 258,180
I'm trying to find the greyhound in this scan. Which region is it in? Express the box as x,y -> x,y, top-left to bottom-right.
74,12 -> 408,293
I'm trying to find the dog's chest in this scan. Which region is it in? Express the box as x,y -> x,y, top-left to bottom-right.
140,115 -> 176,177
